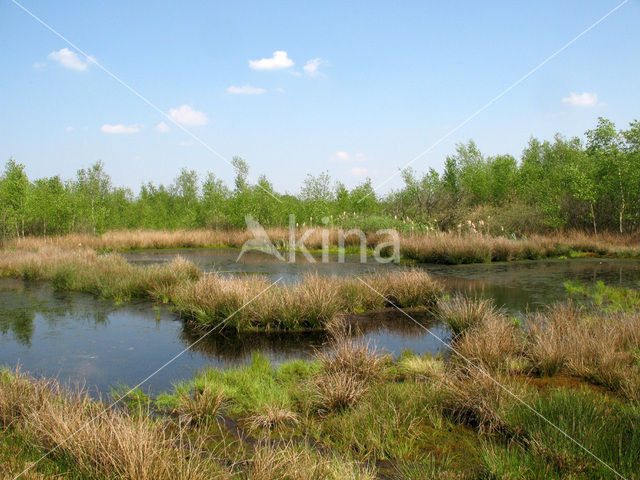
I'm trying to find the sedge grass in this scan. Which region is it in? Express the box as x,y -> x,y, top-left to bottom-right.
8,228 -> 640,264
0,246 -> 442,331
4,296 -> 640,480
0,369 -> 224,480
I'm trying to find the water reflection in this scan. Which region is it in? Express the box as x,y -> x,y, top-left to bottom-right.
0,280 -> 448,394
123,248 -> 403,283
125,249 -> 640,313
1,256 -> 639,395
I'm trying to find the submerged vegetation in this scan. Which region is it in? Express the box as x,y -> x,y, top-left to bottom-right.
2,295 -> 640,479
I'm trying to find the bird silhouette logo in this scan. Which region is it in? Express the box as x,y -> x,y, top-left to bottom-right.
236,215 -> 285,262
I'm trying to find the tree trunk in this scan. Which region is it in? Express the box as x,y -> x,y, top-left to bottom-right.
590,202 -> 598,235
618,162 -> 625,234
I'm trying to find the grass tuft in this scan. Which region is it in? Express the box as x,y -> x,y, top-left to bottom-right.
437,294 -> 500,337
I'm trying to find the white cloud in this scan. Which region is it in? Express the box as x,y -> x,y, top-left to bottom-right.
33,62 -> 46,69
65,126 -> 74,132
334,151 -> 350,161
179,140 -> 194,147
100,123 -> 141,134
249,50 -> 294,70
227,85 -> 266,95
303,58 -> 326,77
48,48 -> 93,71
562,92 -> 598,107
350,167 -> 368,177
331,151 -> 366,163
169,105 -> 208,126
156,121 -> 170,133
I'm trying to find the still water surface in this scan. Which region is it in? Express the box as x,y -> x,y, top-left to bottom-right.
1,249 -> 639,395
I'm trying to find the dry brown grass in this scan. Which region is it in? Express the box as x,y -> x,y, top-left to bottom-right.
440,366 -> 526,436
246,403 -> 299,431
0,246 -> 200,301
318,318 -> 387,381
9,229 -> 640,265
248,442 -> 376,480
7,228 -> 388,252
527,303 -> 640,398
454,313 -> 526,373
401,230 -> 640,264
311,371 -> 370,414
437,295 -> 501,337
365,269 -> 444,308
169,269 -> 442,330
0,246 -> 442,330
0,369 -> 225,480
172,386 -> 226,426
310,321 -> 386,413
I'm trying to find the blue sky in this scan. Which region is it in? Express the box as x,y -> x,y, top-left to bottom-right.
1,0 -> 639,194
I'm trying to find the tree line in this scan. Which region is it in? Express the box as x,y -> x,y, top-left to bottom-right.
1,117 -> 639,242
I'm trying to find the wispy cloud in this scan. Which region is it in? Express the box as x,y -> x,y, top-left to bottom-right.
227,85 -> 266,95
156,121 -> 170,133
169,105 -> 208,126
100,123 -> 141,134
48,48 -> 93,71
303,58 -> 326,77
65,126 -> 74,132
331,151 -> 366,163
249,51 -> 294,70
562,92 -> 598,107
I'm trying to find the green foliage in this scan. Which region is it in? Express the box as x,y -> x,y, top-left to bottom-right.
565,280 -> 640,312
1,117 -> 640,240
501,387 -> 640,479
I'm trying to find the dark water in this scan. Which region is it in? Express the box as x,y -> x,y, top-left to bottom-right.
123,248 -> 402,283
0,278 -> 445,395
1,251 -> 639,395
124,249 -> 640,313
